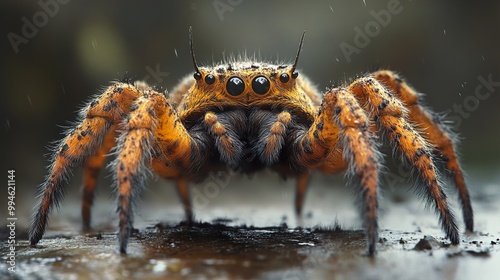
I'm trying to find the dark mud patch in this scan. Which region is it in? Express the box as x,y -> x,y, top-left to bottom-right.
2,221 -> 499,280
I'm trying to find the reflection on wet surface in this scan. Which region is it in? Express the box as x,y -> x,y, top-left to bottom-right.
1,170 -> 499,279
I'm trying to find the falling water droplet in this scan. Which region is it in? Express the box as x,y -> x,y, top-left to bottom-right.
91,38 -> 97,52
174,48 -> 178,58
27,95 -> 33,107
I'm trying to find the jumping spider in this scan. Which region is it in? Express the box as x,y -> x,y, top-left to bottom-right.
30,28 -> 473,255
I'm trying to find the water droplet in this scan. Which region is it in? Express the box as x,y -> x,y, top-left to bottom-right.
27,95 -> 33,107
91,38 -> 97,52
330,6 -> 335,12
443,29 -> 446,36
174,48 -> 178,58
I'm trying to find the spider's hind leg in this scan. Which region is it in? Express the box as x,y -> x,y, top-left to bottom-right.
373,70 -> 473,232
348,76 -> 460,244
81,129 -> 116,231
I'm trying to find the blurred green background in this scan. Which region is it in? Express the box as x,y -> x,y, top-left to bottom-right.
1,1 -> 499,213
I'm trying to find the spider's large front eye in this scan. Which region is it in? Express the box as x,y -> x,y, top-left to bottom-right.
226,76 -> 245,96
205,74 -> 216,85
252,76 -> 270,95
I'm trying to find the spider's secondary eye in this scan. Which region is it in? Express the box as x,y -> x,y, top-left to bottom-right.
226,77 -> 245,96
193,72 -> 202,80
252,76 -> 270,95
279,73 -> 290,83
292,71 -> 299,79
205,74 -> 216,85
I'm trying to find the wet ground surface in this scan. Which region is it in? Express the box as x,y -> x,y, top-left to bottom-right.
1,169 -> 499,279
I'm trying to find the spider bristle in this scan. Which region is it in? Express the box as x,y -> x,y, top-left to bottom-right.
364,63 -> 382,74
119,71 -> 136,85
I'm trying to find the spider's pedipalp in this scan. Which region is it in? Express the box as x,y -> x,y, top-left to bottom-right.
251,110 -> 292,165
373,70 -> 473,232
348,77 -> 459,244
30,82 -> 143,246
204,111 -> 245,166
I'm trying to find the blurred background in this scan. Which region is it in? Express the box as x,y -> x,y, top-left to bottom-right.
1,1 -> 499,228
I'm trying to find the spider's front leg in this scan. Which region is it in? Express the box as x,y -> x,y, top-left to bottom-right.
292,89 -> 381,255
115,92 -> 209,253
348,77 -> 460,244
29,83 -> 142,246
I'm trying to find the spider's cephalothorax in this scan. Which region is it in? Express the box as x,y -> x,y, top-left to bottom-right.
30,29 -> 473,255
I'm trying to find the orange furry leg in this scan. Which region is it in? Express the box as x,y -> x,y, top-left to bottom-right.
348,77 -> 459,244
175,179 -> 193,223
373,70 -> 473,232
294,173 -> 310,216
30,82 -> 142,246
295,88 -> 380,255
81,129 -> 116,230
116,92 -> 208,253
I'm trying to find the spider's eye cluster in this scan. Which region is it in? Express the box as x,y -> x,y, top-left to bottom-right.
225,76 -> 271,96
194,72 -> 217,84
195,69 -> 297,97
279,71 -> 299,83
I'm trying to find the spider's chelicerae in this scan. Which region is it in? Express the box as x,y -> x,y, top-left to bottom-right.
30,29 -> 473,255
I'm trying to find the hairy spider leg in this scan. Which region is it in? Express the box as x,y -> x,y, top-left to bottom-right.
348,77 -> 460,244
292,88 -> 381,255
81,129 -> 116,230
115,92 -> 210,253
29,82 -> 142,246
373,70 -> 473,232
295,172 -> 311,216
175,179 -> 193,223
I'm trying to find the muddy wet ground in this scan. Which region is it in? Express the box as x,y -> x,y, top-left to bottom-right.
1,169 -> 499,279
